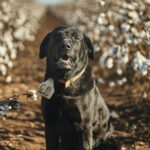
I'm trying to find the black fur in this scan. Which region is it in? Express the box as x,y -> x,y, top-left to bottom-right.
40,26 -> 120,150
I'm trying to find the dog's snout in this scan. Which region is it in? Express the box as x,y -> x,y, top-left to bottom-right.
60,42 -> 71,50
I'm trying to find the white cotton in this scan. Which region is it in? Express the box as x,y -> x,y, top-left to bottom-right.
110,112 -> 120,119
94,44 -> 100,52
5,75 -> 12,83
97,78 -> 105,84
0,21 -> 4,31
10,49 -> 17,59
128,11 -> 140,24
106,57 -> 114,69
28,90 -> 37,94
121,23 -> 130,32
28,90 -> 38,101
0,64 -> 7,76
121,147 -> 127,150
0,46 -> 7,56
131,27 -> 139,37
132,51 -> 150,75
108,81 -> 115,87
7,61 -> 13,68
117,68 -> 123,75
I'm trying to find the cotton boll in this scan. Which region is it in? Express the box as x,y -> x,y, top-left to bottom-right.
117,68 -> 123,75
121,23 -> 130,32
27,35 -> 35,42
139,30 -> 146,38
133,39 -> 138,45
94,44 -> 100,52
5,75 -> 12,83
10,49 -> 17,59
2,2 -> 11,14
117,77 -> 127,86
97,13 -> 108,25
97,78 -> 105,84
99,56 -> 105,68
98,17 -> 103,25
116,64 -> 123,75
2,14 -> 10,23
145,21 -> 150,27
15,10 -> 27,27
109,25 -> 114,31
131,27 -> 139,37
0,21 -> 4,31
97,0 -> 105,6
14,42 -> 25,51
0,64 -> 7,76
144,0 -> 150,4
117,79 -> 124,86
110,112 -> 120,118
106,57 -> 114,69
3,55 -> 9,64
0,46 -> 7,56
3,31 -> 14,50
132,51 -> 149,75
7,61 -> 13,68
126,33 -> 134,44
28,90 -> 38,101
127,3 -> 136,10
121,147 -> 127,150
33,95 -> 38,101
140,63 -> 148,75
122,77 -> 127,83
13,27 -> 26,41
108,81 -> 115,87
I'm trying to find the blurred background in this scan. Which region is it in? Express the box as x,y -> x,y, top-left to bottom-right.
36,0 -> 74,5
0,0 -> 149,150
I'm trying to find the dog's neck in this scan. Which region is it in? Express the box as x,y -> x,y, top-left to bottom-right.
57,67 -> 86,88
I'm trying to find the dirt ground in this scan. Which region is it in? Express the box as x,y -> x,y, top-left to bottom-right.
0,13 -> 150,150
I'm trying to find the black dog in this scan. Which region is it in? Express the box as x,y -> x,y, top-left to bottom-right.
39,26 -> 120,150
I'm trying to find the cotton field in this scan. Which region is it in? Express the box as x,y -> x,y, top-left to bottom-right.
50,0 -> 150,94
0,0 -> 45,83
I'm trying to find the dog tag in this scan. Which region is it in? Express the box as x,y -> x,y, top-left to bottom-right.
38,78 -> 55,99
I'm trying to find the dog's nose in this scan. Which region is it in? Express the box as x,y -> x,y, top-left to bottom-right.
60,43 -> 71,50
66,43 -> 71,49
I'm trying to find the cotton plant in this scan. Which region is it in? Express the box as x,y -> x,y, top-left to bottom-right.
132,51 -> 150,76
0,89 -> 38,117
99,45 -> 129,75
0,0 -> 45,83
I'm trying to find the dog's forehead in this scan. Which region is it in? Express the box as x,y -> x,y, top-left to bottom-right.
52,27 -> 83,38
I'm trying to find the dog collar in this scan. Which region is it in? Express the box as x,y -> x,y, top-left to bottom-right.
58,67 -> 86,88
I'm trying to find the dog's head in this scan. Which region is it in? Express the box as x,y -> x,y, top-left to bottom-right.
39,26 -> 94,80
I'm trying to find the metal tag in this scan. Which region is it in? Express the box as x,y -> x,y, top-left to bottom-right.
38,78 -> 55,99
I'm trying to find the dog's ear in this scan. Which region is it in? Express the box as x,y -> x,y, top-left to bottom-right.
39,33 -> 51,59
84,34 -> 94,60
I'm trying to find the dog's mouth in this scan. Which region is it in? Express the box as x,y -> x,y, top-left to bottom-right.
60,55 -> 70,64
55,54 -> 72,69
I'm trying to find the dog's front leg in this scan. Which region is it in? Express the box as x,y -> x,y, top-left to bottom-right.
42,99 -> 59,150
45,125 -> 58,150
82,125 -> 93,150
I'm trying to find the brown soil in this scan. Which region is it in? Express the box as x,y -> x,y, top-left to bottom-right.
0,13 -> 149,150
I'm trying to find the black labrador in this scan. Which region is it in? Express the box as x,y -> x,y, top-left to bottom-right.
39,26 -> 120,150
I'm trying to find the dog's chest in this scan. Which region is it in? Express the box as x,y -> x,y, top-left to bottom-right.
57,94 -> 95,128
